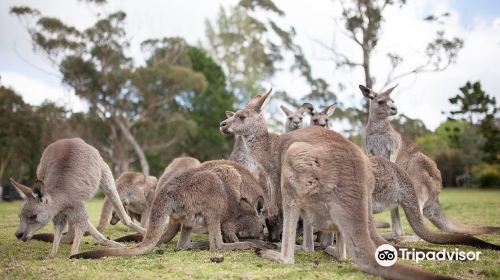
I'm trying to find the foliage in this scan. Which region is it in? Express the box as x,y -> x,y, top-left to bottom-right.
448,81 -> 497,125
10,3 -> 233,176
480,115 -> 500,164
391,114 -> 430,140
184,46 -> 235,161
447,81 -> 498,164
471,164 -> 500,189
318,0 -> 463,130
0,86 -> 40,181
205,0 -> 332,105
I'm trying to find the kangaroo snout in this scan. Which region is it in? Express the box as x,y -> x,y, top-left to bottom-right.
15,231 -> 23,240
219,121 -> 232,135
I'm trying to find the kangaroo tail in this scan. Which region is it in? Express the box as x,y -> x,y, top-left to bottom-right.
71,191 -> 174,259
423,197 -> 500,235
114,234 -> 143,243
158,223 -> 181,244
31,233 -> 54,243
375,220 -> 391,229
400,180 -> 500,251
96,197 -> 113,233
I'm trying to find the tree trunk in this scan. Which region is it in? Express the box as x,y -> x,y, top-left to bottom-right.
115,118 -> 150,176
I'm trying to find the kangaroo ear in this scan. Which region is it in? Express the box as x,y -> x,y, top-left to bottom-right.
323,103 -> 337,117
359,85 -> 376,99
225,111 -> 235,118
255,196 -> 265,215
280,105 -> 292,116
10,178 -> 32,197
297,106 -> 306,115
302,103 -> 315,115
32,180 -> 45,202
382,84 -> 398,96
253,88 -> 273,112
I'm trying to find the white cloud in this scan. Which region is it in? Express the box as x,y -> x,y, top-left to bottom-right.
1,0 -> 499,131
0,72 -> 87,112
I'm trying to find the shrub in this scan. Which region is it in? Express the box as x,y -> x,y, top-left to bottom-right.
471,164 -> 500,189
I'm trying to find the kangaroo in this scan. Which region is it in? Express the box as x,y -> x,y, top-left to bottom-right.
219,90 -> 455,280
303,103 -> 500,251
369,156 -> 499,250
113,157 -> 202,243
280,105 -> 306,132
360,85 -> 500,235
302,102 -> 337,128
304,102 -> 390,228
226,96 -> 282,242
70,159 -> 269,259
96,172 -> 158,232
10,138 -> 145,258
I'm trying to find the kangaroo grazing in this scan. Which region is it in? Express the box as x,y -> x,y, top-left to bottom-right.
70,159 -> 269,259
96,172 -> 158,232
10,138 -> 145,258
219,90 -> 454,280
280,105 -> 306,132
114,157 -> 202,243
226,96 -> 282,242
360,85 -> 500,235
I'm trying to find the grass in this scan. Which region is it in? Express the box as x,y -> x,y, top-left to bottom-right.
0,188 -> 499,280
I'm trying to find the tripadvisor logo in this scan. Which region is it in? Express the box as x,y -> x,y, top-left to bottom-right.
375,244 -> 397,267
375,244 -> 482,266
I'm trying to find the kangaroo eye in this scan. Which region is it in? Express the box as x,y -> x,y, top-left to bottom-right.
239,115 -> 246,120
29,215 -> 37,221
378,101 -> 385,105
313,119 -> 318,123
288,117 -> 293,121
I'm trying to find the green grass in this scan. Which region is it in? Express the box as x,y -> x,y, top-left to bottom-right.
0,188 -> 499,279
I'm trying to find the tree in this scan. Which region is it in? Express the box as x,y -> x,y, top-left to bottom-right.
11,6 -> 207,176
318,0 -> 463,125
391,114 -> 430,140
205,0 -> 332,105
479,116 -> 499,164
448,81 -> 497,125
448,81 -> 499,163
0,86 -> 40,182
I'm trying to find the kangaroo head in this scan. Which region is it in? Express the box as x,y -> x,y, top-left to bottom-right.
220,89 -> 273,137
303,103 -> 337,128
10,178 -> 54,242
280,105 -> 306,132
359,84 -> 398,119
110,210 -> 120,225
236,196 -> 266,239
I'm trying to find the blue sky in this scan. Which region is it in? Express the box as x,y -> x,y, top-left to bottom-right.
451,0 -> 500,26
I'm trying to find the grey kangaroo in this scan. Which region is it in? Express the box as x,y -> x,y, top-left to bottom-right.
10,138 -> 145,258
227,96 -> 282,242
304,103 -> 499,250
70,159 -> 269,259
360,84 -> 500,235
302,102 -> 337,128
113,157 -> 202,243
97,172 -> 158,232
280,105 -> 306,132
219,90 -> 455,280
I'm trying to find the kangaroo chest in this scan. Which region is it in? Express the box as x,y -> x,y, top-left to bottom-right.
365,132 -> 399,160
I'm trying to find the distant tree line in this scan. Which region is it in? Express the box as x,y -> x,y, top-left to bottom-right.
2,0 -> 498,189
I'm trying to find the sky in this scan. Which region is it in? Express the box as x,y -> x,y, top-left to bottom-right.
0,0 -> 499,131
